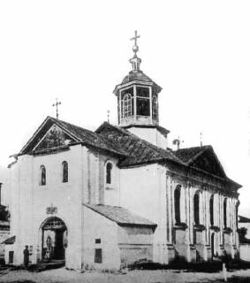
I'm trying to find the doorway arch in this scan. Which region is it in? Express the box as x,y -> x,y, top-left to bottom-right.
40,217 -> 67,261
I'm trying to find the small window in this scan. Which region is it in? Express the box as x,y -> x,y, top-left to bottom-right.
94,248 -> 102,263
223,198 -> 227,228
40,165 -> 46,186
194,193 -> 200,225
210,195 -> 214,226
95,238 -> 101,244
62,161 -> 68,183
174,186 -> 181,224
105,162 -> 113,184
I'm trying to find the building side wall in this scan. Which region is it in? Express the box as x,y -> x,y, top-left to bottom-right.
118,226 -> 154,267
120,164 -> 169,264
83,206 -> 120,269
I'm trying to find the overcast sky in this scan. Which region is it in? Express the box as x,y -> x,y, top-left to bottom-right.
0,0 -> 249,214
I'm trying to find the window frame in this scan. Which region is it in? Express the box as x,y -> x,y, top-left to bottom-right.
210,195 -> 214,226
105,161 -> 113,185
40,165 -> 46,186
121,93 -> 132,118
174,185 -> 181,224
194,192 -> 200,225
62,161 -> 68,183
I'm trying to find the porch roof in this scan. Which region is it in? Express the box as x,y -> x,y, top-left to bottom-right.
83,203 -> 157,228
2,235 -> 15,245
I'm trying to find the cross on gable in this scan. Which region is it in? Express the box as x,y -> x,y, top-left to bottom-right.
52,98 -> 62,119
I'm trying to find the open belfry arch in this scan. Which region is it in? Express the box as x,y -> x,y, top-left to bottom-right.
4,32 -> 241,269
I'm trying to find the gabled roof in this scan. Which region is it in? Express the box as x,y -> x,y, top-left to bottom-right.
174,146 -> 208,164
83,203 -> 156,227
19,116 -> 127,157
96,122 -> 183,167
2,235 -> 15,245
17,117 -> 241,191
175,145 -> 227,178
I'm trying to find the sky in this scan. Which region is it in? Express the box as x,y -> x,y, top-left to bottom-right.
0,1 -> 249,214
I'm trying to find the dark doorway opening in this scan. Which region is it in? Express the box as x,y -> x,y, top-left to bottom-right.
41,217 -> 67,262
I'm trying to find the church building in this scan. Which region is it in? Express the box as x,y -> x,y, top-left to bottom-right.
5,32 -> 241,270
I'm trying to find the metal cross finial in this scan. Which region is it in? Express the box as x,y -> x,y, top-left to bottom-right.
131,31 -> 140,47
129,30 -> 142,71
107,110 -> 110,123
130,30 -> 140,56
52,98 -> 61,119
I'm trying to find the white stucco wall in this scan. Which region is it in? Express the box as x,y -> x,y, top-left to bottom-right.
240,244 -> 250,261
83,206 -> 120,269
128,127 -> 168,149
9,144 -> 85,269
119,163 -> 168,263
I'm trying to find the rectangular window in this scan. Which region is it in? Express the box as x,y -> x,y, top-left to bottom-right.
95,238 -> 101,244
137,98 -> 150,116
94,248 -> 102,263
9,251 -> 14,264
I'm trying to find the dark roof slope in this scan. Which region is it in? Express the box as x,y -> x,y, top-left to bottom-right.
20,116 -> 127,157
18,117 -> 241,190
96,122 -> 183,167
175,145 -> 227,178
113,70 -> 162,94
239,215 -> 250,223
2,235 -> 15,245
174,146 -> 209,164
83,203 -> 156,227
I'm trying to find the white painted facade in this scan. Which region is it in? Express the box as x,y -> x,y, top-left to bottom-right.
4,41 -> 241,269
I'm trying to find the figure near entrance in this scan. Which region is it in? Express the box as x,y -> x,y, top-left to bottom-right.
23,245 -> 29,268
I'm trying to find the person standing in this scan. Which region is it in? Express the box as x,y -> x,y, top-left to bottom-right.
23,246 -> 29,268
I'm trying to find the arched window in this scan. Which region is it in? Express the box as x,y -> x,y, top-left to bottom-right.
62,161 -> 68,183
223,198 -> 227,228
40,165 -> 46,186
121,94 -> 132,118
105,162 -> 113,184
152,95 -> 158,120
194,193 -> 200,225
174,186 -> 181,224
210,195 -> 214,226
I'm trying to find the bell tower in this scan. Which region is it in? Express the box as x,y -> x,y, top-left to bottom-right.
113,31 -> 169,149
114,31 -> 162,128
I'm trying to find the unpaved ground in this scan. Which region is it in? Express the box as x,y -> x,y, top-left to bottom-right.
1,267 -> 250,283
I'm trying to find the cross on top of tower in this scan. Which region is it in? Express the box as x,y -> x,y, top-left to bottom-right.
130,30 -> 140,56
129,30 -> 142,72
52,98 -> 61,119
